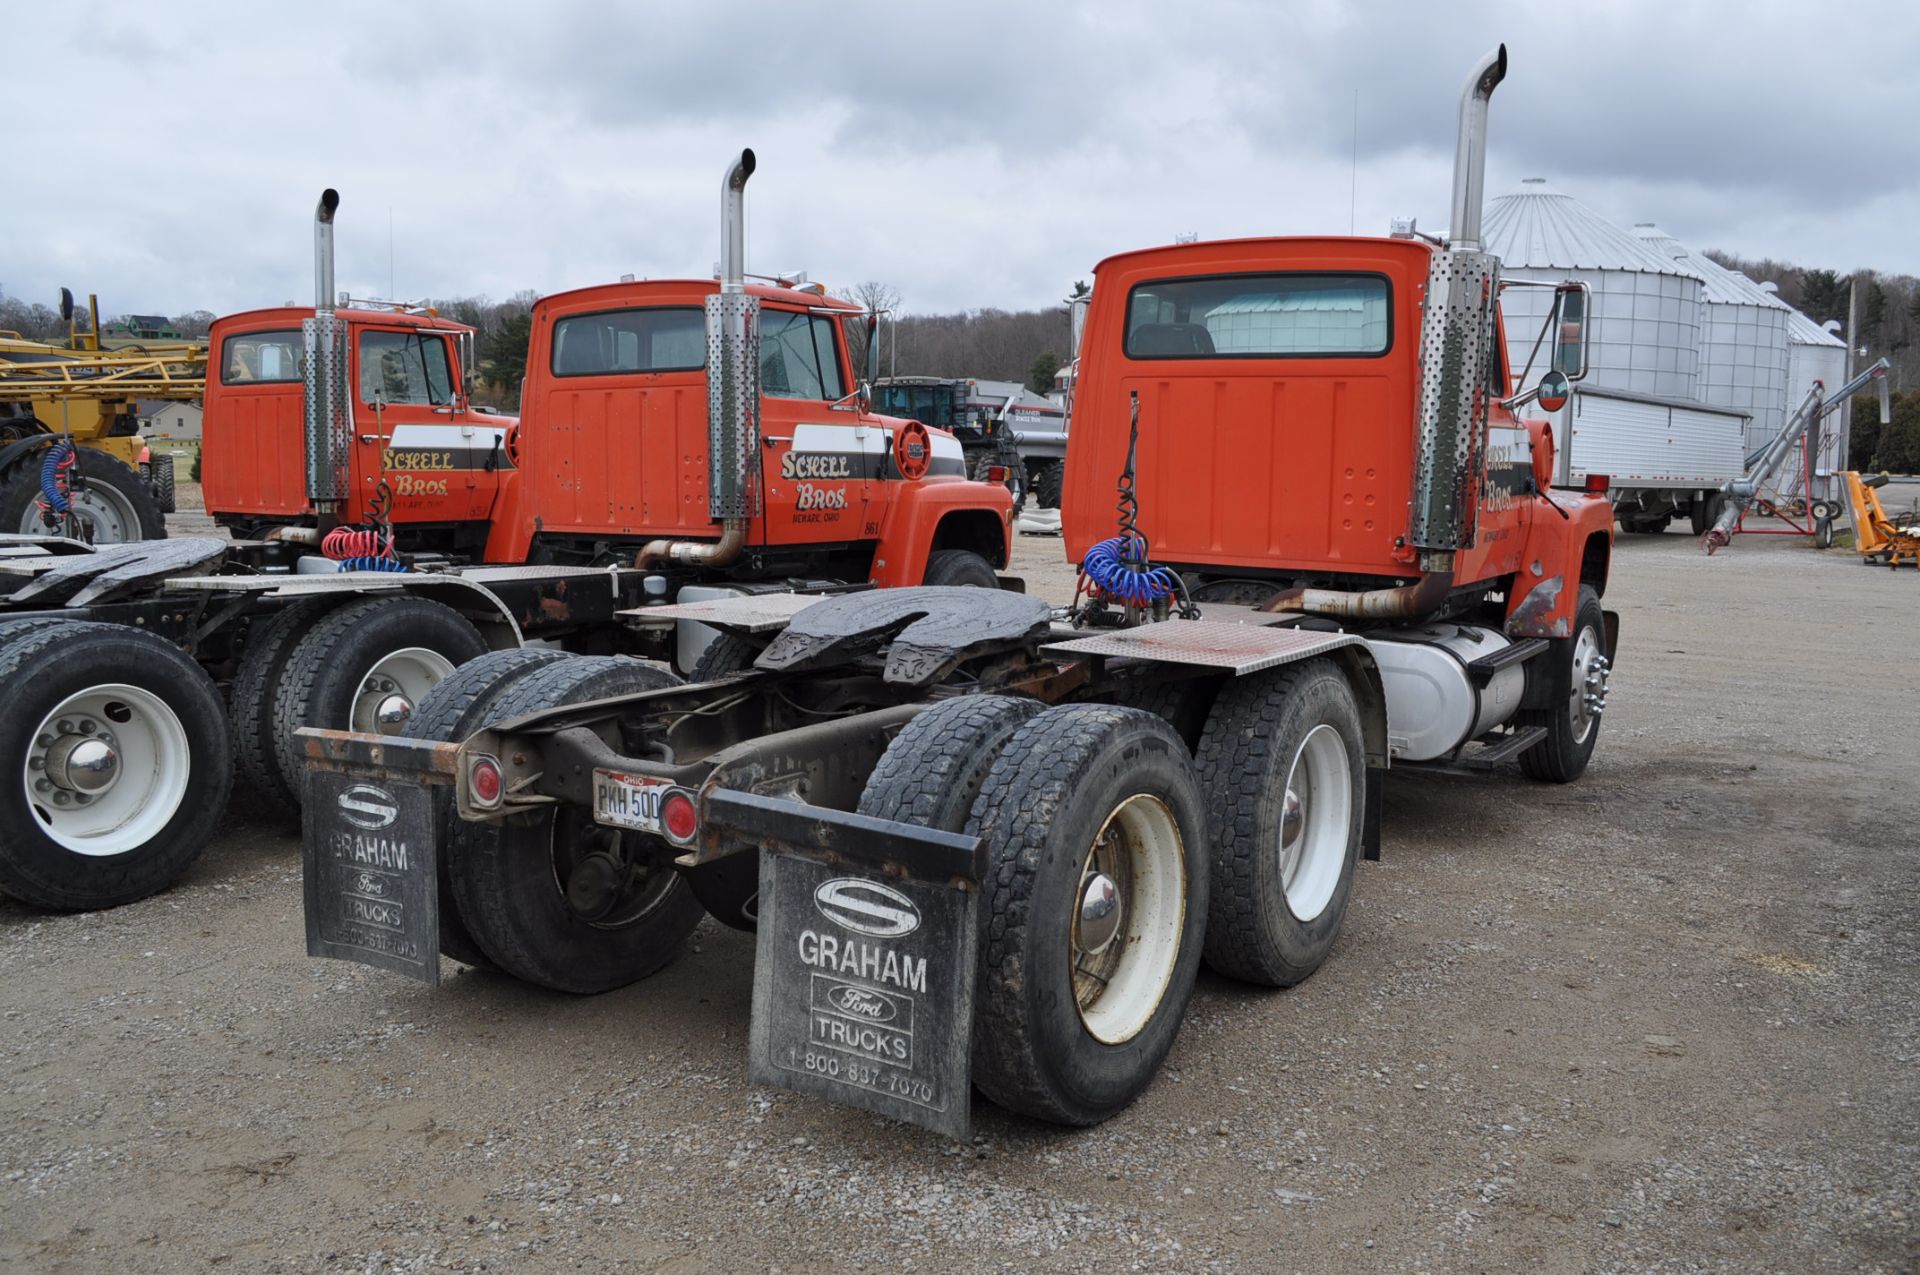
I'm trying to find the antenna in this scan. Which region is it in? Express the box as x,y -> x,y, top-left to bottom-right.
1349,89 -> 1359,234
388,207 -> 395,299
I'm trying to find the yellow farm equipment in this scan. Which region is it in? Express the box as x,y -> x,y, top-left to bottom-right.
0,289 -> 205,542
1843,471 -> 1920,569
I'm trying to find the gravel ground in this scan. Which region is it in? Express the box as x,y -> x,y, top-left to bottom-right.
1,510 -> 1916,1274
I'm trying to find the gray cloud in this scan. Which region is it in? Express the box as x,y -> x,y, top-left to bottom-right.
3,0 -> 1912,323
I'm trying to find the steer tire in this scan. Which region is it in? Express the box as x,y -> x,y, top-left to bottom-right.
966,704 -> 1208,1125
446,656 -> 703,993
1196,658 -> 1366,987
269,597 -> 488,811
1518,584 -> 1607,784
1034,461 -> 1065,510
857,694 -> 1044,832
229,597 -> 343,810
403,646 -> 572,968
0,621 -> 231,910
921,548 -> 999,588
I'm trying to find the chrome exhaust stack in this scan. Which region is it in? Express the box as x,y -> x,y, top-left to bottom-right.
639,150 -> 760,570
303,189 -> 350,513
1448,44 -> 1506,252
1406,46 -> 1506,564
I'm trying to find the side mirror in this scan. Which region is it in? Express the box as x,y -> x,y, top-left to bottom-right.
1069,296 -> 1089,359
1552,283 -> 1590,382
1537,369 -> 1571,413
59,287 -> 75,324
865,313 -> 880,384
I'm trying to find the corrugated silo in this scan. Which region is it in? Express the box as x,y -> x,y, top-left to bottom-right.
1784,307 -> 1849,500
1631,225 -> 1792,456
1482,179 -> 1705,401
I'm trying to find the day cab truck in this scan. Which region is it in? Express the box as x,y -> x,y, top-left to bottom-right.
291,45 -> 1618,1141
0,154 -> 1010,914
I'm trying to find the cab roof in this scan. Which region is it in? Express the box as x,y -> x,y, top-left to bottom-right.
532,279 -> 863,315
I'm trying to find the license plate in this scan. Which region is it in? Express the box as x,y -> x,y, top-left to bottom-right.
593,769 -> 672,832
748,850 -> 978,1140
303,769 -> 441,986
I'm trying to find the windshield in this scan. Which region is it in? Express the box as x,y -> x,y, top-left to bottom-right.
874,383 -> 953,427
359,330 -> 455,405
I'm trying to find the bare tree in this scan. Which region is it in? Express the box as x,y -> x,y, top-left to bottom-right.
844,281 -> 901,378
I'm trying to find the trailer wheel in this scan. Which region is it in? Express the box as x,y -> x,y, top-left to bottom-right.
1034,461 -> 1065,510
1518,584 -> 1608,784
447,656 -> 703,993
0,448 -> 167,544
0,621 -> 231,910
966,704 -> 1207,1125
403,646 -> 571,967
921,548 -> 999,588
858,694 -> 1043,831
269,597 -> 488,808
1689,494 -> 1711,536
1196,658 -> 1365,987
229,597 -> 342,807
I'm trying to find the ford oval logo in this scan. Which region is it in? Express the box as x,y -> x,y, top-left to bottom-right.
813,878 -> 921,938
825,984 -> 898,1023
338,783 -> 398,830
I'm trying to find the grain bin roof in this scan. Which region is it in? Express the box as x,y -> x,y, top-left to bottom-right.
1483,178 -> 1697,276
1630,223 -> 1792,310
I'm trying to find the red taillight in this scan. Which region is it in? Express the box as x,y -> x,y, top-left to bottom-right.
469,754 -> 503,807
1584,474 -> 1610,495
985,465 -> 1009,483
661,790 -> 698,844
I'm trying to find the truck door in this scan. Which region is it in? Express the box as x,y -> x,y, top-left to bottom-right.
350,326 -> 504,522
757,308 -> 875,546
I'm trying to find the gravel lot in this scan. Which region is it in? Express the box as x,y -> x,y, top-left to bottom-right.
2,511 -> 1915,1274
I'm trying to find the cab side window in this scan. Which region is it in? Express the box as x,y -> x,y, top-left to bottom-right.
760,310 -> 845,401
359,330 -> 454,405
221,329 -> 304,384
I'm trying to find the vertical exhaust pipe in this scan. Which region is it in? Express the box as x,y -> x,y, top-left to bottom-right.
1448,45 -> 1507,251
638,150 -> 761,570
304,188 -> 350,512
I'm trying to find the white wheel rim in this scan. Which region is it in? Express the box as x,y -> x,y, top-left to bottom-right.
1072,793 -> 1187,1045
1280,724 -> 1350,922
351,647 -> 455,735
25,684 -> 190,857
18,481 -> 142,543
1568,626 -> 1606,744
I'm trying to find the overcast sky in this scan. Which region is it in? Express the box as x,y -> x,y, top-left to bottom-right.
5,1 -> 1913,319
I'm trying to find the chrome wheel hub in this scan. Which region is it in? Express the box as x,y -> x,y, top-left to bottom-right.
1076,871 -> 1123,956
1568,628 -> 1610,743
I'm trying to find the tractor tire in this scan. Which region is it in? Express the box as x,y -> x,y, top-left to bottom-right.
229,597 -> 344,809
269,597 -> 488,811
921,548 -> 999,588
147,454 -> 177,514
688,631 -> 762,681
403,646 -> 572,968
857,694 -> 1044,832
1518,584 -> 1608,784
0,620 -> 231,910
0,447 -> 166,544
446,656 -> 703,993
1196,658 -> 1365,987
966,704 -> 1208,1125
973,455 -> 1028,514
1034,460 -> 1065,510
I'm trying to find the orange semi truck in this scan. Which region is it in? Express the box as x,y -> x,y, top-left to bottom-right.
294,45 -> 1618,1140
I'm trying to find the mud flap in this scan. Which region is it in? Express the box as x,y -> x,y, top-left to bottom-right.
302,767 -> 443,986
748,846 -> 979,1140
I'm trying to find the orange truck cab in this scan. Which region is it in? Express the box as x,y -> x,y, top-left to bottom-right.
1064,232 -> 1614,641
202,305 -> 514,555
202,161 -> 1010,591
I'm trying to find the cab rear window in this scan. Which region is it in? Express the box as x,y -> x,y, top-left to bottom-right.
220,329 -> 304,383
551,308 -> 705,376
1125,273 -> 1391,359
